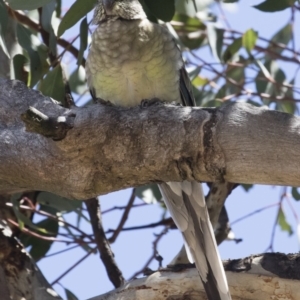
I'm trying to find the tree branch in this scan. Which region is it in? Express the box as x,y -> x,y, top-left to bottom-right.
85,198 -> 125,288
0,220 -> 62,300
108,189 -> 136,243
87,253 -> 300,300
1,79 -> 300,199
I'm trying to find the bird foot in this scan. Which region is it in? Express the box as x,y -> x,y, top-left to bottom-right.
140,98 -> 165,108
95,98 -> 114,106
165,263 -> 195,272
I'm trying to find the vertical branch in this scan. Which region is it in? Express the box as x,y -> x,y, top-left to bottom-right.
85,198 -> 125,288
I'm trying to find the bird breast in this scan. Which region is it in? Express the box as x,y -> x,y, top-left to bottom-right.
86,19 -> 183,107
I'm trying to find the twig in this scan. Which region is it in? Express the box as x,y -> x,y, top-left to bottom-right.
102,203 -> 147,215
44,245 -> 80,258
85,198 -> 125,288
231,202 -> 280,225
265,187 -> 287,252
6,202 -> 93,242
129,226 -> 169,280
106,218 -> 175,234
51,247 -> 96,285
7,219 -> 76,243
7,7 -> 85,66
108,188 -> 136,243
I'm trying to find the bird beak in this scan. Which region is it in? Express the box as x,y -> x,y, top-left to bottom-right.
103,0 -> 115,12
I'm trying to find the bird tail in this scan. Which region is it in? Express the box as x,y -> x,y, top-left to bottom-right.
159,181 -> 231,300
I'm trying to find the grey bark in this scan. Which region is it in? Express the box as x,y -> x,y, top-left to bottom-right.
1,79 -> 300,199
0,20 -> 61,300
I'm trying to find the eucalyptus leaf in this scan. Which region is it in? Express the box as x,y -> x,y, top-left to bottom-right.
77,17 -> 88,66
143,0 -> 175,21
13,54 -> 28,84
277,208 -> 293,236
267,23 -> 292,56
16,24 -> 45,87
223,37 -> 242,62
172,13 -> 207,49
292,187 -> 300,201
242,28 -> 258,53
41,1 -> 57,55
0,0 -> 9,58
20,218 -> 59,261
206,23 -> 224,62
57,0 -> 97,37
254,0 -> 296,12
11,195 -> 49,234
39,64 -> 65,103
37,192 -> 83,213
69,66 -> 87,95
7,0 -> 54,10
241,184 -> 253,192
65,289 -> 79,300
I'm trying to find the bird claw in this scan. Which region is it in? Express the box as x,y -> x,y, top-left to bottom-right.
140,98 -> 165,108
95,98 -> 114,106
165,263 -> 195,272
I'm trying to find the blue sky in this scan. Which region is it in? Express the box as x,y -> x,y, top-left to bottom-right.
35,1 -> 300,299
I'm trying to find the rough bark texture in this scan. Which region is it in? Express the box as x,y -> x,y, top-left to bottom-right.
0,20 -> 62,300
1,79 -> 300,199
0,220 -> 62,300
88,253 -> 300,300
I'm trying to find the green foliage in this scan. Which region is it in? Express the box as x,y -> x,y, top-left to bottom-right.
143,0 -> 175,21
20,217 -> 59,261
267,23 -> 292,56
39,64 -> 65,103
242,29 -> 258,53
57,0 -> 97,37
172,13 -> 206,49
77,17 -> 88,66
13,54 -> 28,83
37,192 -> 83,213
223,37 -> 242,62
16,24 -> 43,87
254,0 -> 296,12
136,184 -> 162,204
292,188 -> 300,201
207,24 -> 224,62
277,208 -> 293,236
6,0 -> 54,10
0,0 -> 9,58
65,289 -> 79,300
1,1 -> 300,294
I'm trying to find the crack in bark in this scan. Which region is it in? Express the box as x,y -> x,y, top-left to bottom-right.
202,109 -> 226,182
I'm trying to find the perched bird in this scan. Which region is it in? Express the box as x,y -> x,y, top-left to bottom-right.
86,1 -> 231,299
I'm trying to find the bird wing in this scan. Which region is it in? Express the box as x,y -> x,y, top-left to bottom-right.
179,66 -> 195,107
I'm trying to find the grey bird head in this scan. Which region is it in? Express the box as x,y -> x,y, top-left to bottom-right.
93,0 -> 147,24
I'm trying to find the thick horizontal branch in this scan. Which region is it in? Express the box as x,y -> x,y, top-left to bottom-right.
87,253 -> 300,300
1,79 -> 300,199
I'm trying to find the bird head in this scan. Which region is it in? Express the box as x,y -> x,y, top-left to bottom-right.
93,0 -> 147,23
